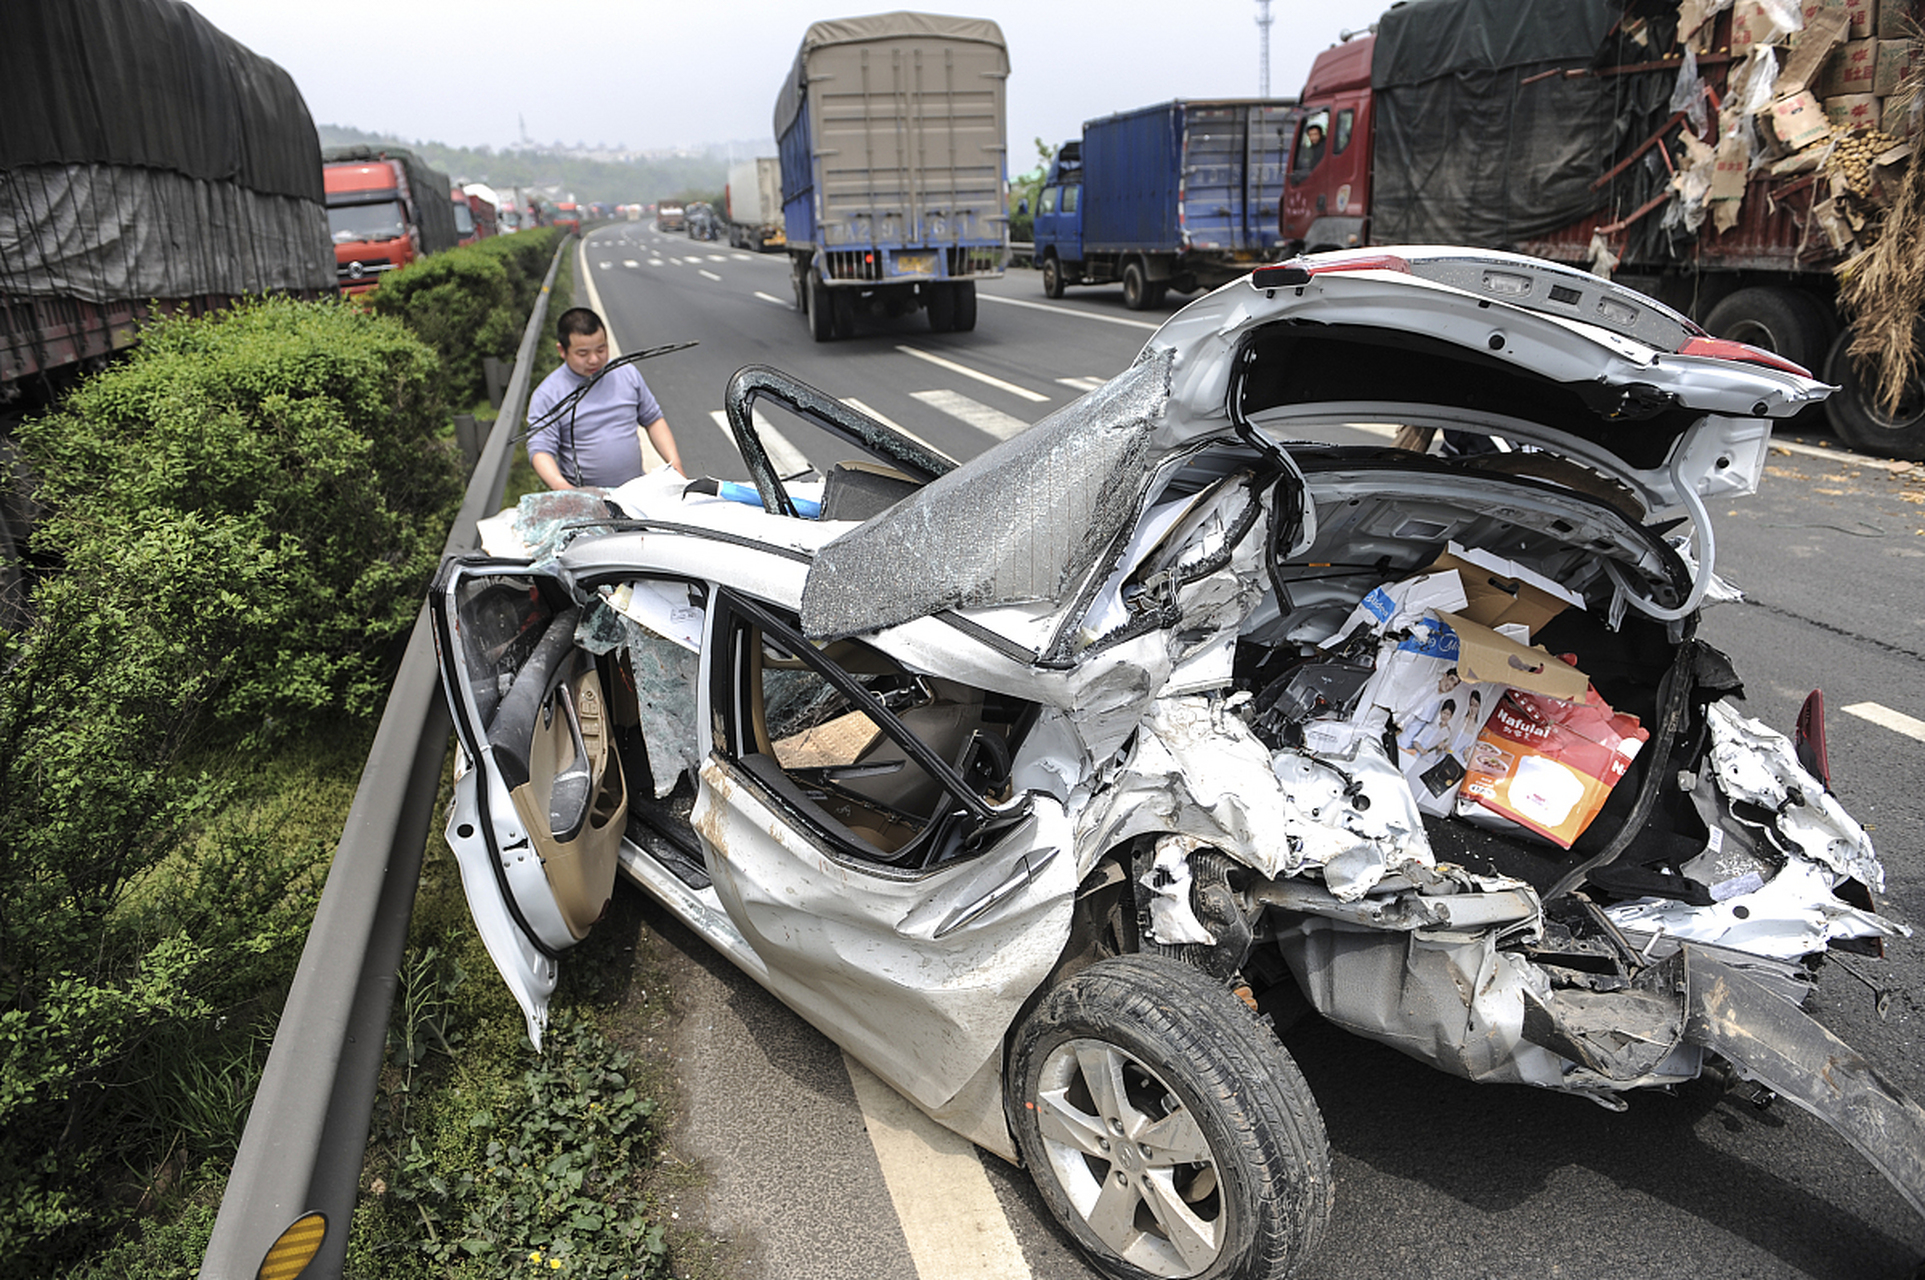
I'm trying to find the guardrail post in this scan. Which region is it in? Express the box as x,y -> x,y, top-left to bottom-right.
200,235 -> 569,1280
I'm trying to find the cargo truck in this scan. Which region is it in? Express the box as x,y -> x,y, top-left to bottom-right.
1032,99 -> 1298,309
725,157 -> 786,251
774,12 -> 1010,341
2,0 -> 333,405
322,145 -> 459,295
1280,0 -> 1925,458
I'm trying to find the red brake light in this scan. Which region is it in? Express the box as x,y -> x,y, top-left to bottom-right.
1678,336 -> 1811,378
1306,253 -> 1411,276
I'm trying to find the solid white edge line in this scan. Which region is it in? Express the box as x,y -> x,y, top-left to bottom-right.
896,346 -> 1048,402
975,292 -> 1161,331
1842,701 -> 1925,744
843,1053 -> 1033,1280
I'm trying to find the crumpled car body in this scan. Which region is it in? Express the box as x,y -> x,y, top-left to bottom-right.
430,247 -> 1920,1279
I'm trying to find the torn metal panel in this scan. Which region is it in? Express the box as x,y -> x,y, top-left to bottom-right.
1605,857 -> 1907,960
800,349 -> 1176,640
1704,700 -> 1884,889
1141,834 -> 1219,945
1683,945 -> 1925,1221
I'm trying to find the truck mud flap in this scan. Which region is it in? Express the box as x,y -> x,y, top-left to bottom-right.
1681,944 -> 1925,1222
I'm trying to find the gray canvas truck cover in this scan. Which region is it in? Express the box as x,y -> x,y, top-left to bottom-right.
773,12 -> 1008,139
1366,0 -> 1623,247
0,0 -> 334,301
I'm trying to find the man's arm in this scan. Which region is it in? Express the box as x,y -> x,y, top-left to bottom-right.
531,450 -> 574,491
642,415 -> 684,476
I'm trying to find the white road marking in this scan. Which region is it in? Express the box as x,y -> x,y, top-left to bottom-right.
1770,437 -> 1911,468
1843,702 -> 1925,743
708,408 -> 812,477
708,254 -> 729,262
597,261 -> 613,269
1055,376 -> 1105,392
622,259 -> 640,268
911,389 -> 1030,441
732,253 -> 754,261
841,398 -> 952,461
649,259 -> 665,266
699,269 -> 723,282
754,291 -> 790,306
896,346 -> 1049,403
844,1054 -> 1033,1280
977,292 -> 1161,330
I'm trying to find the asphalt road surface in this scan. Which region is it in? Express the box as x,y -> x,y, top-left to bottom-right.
569,221 -> 1925,1280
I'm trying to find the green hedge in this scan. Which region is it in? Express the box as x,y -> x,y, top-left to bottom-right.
369,228 -> 563,408
2,295 -> 463,1265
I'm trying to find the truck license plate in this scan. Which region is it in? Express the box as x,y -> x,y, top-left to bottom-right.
895,253 -> 936,276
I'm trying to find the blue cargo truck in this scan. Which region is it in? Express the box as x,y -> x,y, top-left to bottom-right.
1033,99 -> 1298,309
773,12 -> 1010,342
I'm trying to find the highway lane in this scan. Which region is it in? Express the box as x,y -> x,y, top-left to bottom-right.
571,223 -> 1925,1280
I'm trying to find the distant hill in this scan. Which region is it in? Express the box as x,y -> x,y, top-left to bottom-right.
316,124 -> 736,205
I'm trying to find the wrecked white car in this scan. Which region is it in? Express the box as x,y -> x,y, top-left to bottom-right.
430,247 -> 1920,1280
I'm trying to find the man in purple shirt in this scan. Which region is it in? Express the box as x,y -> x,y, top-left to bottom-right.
526,307 -> 683,489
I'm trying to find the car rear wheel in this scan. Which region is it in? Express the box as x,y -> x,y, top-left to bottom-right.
1043,255 -> 1067,299
953,281 -> 978,331
927,282 -> 958,332
1824,324 -> 1925,461
1122,260 -> 1152,311
1008,955 -> 1333,1280
808,270 -> 834,343
1703,286 -> 1828,375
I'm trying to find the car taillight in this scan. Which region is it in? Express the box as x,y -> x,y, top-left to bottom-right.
1306,253 -> 1411,275
1678,336 -> 1812,378
1794,688 -> 1831,787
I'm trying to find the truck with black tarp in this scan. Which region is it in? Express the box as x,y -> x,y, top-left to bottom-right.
774,12 -> 1010,342
321,145 -> 461,295
0,0 -> 334,404
1280,0 -> 1925,458
1032,99 -> 1297,310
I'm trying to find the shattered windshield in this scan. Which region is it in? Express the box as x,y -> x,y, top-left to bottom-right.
800,348 -> 1179,641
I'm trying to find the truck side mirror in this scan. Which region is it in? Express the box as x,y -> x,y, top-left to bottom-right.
1017,198 -> 1028,216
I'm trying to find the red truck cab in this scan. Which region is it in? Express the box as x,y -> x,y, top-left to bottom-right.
325,159 -> 418,295
1279,34 -> 1376,254
554,201 -> 581,235
453,190 -> 496,245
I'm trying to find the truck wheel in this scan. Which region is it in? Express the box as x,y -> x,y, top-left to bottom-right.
953,282 -> 978,331
1704,287 -> 1828,375
1007,955 -> 1334,1280
1147,282 -> 1169,308
1122,260 -> 1151,311
1043,255 -> 1067,299
808,270 -> 835,343
1824,326 -> 1925,461
926,283 -> 958,332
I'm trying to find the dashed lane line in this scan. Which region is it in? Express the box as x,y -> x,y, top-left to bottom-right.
910,389 -> 1030,441
840,398 -> 952,462
754,291 -> 790,306
1843,702 -> 1925,744
699,269 -> 723,282
843,1053 -> 1033,1280
975,292 -> 1161,331
622,259 -> 640,268
896,346 -> 1049,403
707,253 -> 729,262
649,259 -> 665,266
1055,376 -> 1105,392
708,409 -> 811,478
732,253 -> 754,261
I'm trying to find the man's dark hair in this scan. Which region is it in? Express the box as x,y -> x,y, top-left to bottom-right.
556,307 -> 605,345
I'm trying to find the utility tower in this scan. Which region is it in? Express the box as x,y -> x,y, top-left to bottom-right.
1256,0 -> 1273,96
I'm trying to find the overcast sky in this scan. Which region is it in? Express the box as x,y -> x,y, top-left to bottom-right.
185,0 -> 1390,163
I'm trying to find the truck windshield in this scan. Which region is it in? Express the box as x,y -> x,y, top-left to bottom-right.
452,203 -> 474,235
329,202 -> 407,244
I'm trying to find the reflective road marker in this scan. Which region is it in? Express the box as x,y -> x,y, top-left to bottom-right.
897,346 -> 1049,403
1844,702 -> 1925,744
911,389 -> 1030,441
709,409 -> 811,478
844,1053 -> 1032,1280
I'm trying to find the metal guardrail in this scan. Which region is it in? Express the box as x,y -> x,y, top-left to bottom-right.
200,236 -> 570,1280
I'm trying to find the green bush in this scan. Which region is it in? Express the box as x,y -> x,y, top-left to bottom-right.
371,229 -> 562,407
1,295 -> 460,1264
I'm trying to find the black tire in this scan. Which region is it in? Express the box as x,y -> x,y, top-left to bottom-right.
1122,260 -> 1151,311
953,281 -> 978,331
1147,282 -> 1169,308
1008,955 -> 1333,1280
832,287 -> 857,339
1824,325 -> 1925,461
1703,286 -> 1828,375
926,282 -> 958,332
808,270 -> 834,343
1043,254 -> 1067,299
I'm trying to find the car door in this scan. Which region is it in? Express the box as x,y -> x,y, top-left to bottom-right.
691,589 -> 1077,1115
